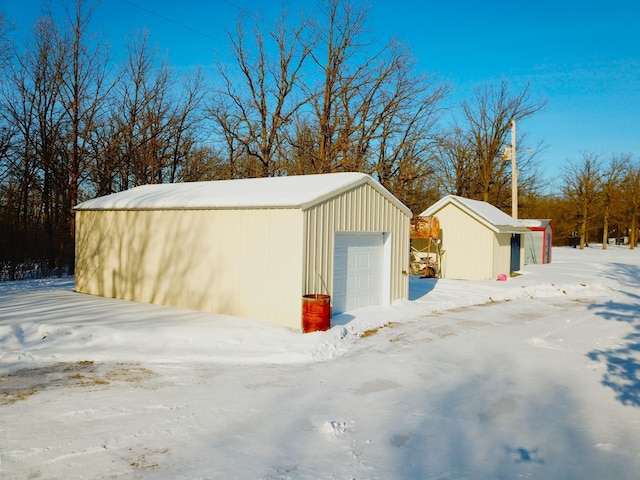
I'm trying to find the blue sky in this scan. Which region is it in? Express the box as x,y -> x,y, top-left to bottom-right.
2,0 -> 639,189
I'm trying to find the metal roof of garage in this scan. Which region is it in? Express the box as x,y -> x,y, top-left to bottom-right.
75,172 -> 412,216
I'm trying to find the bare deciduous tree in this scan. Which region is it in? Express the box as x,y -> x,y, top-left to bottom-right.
166,67 -> 206,183
439,80 -> 546,209
433,126 -> 474,197
562,153 -> 602,249
107,30 -> 204,189
622,159 -> 640,249
599,154 -> 626,249
310,0 -> 369,172
57,0 -> 112,273
304,0 -> 447,211
0,12 -> 12,70
210,9 -> 313,177
6,14 -> 67,270
112,30 -> 165,188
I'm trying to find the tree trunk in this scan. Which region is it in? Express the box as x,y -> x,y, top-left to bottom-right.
630,211 -> 637,250
602,206 -> 609,250
579,201 -> 588,250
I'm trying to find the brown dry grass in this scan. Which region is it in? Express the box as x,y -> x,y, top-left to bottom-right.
129,446 -> 170,470
0,361 -> 157,405
360,322 -> 396,338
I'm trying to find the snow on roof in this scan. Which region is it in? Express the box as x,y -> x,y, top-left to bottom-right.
420,195 -> 529,233
520,219 -> 552,228
75,172 -> 412,215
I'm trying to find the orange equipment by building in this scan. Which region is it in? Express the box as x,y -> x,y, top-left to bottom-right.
410,215 -> 443,278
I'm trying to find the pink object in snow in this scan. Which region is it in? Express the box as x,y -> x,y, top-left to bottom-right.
497,274 -> 507,281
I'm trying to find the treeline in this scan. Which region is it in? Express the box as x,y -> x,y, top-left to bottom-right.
0,1 -> 634,280
537,153 -> 640,250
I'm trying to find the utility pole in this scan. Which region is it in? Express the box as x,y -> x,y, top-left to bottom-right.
510,119 -> 517,219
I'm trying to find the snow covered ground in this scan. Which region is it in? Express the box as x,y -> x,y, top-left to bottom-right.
1,245 -> 639,479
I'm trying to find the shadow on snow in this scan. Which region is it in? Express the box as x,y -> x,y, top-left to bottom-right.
588,262 -> 640,407
408,275 -> 437,301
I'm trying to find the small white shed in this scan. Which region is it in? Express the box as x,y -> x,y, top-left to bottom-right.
420,195 -> 529,280
74,173 -> 412,330
521,219 -> 553,264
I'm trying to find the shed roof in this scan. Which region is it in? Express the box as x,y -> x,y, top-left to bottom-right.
420,195 -> 529,234
520,219 -> 552,229
75,172 -> 412,216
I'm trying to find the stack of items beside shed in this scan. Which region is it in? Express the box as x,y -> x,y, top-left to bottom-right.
410,215 -> 442,278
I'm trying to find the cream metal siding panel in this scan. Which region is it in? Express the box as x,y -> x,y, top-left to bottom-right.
305,199 -> 330,295
76,208 -> 305,329
437,204 -> 494,280
302,183 -> 409,306
492,233 -> 512,279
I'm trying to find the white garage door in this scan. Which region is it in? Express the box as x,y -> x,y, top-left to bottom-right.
333,232 -> 385,314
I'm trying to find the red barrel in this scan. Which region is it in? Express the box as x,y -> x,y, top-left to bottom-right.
302,294 -> 331,333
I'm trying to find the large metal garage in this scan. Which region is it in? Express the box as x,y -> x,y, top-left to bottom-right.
74,172 -> 412,331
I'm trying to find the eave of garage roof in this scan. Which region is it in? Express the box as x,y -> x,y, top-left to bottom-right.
74,172 -> 413,217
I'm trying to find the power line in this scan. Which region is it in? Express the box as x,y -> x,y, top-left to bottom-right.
220,0 -> 245,12
120,0 -> 225,43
